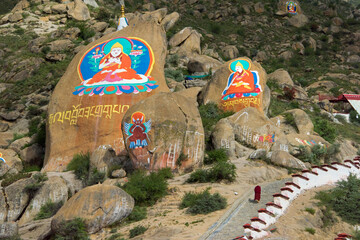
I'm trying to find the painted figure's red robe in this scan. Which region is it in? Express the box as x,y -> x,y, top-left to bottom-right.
88,53 -> 141,84
225,70 -> 255,95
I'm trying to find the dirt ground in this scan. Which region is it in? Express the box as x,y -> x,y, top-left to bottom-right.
91,152 -> 289,240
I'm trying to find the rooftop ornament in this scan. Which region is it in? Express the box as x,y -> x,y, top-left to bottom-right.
117,0 -> 129,31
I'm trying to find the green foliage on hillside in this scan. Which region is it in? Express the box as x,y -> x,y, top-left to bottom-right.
187,160 -> 236,183
0,0 -> 20,14
316,174 -> 360,225
122,170 -> 169,206
179,188 -> 227,215
35,200 -> 64,220
53,218 -> 89,240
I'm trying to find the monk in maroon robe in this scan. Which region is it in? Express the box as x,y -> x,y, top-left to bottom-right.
254,185 -> 261,202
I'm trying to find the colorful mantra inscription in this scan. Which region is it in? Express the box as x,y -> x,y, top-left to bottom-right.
49,104 -> 129,125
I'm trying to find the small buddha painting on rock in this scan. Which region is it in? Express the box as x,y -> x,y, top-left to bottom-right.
74,37 -> 158,96
222,59 -> 261,100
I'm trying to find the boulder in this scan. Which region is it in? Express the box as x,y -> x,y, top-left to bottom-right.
45,14 -> 169,171
169,27 -> 193,47
161,12 -> 180,31
285,133 -> 329,151
92,22 -> 108,33
121,92 -> 205,171
0,189 -> 6,223
61,27 -> 81,40
288,14 -> 309,28
0,111 -> 20,121
19,218 -> 52,240
46,53 -> 67,62
263,85 -> 271,114
283,109 -> 314,135
222,45 -> 239,60
199,57 -> 267,114
254,51 -> 268,62
51,4 -> 67,14
141,8 -> 167,23
83,0 -> 99,8
20,143 -> 44,166
268,69 -> 294,86
143,3 -> 155,11
249,149 -> 267,159
0,222 -> 18,239
333,139 -> 357,162
12,0 -> 29,12
8,12 -> 23,22
178,30 -> 201,56
0,122 -> 9,132
9,137 -> 32,155
270,150 -> 306,169
187,55 -> 222,73
0,149 -> 23,177
5,177 -> 35,221
254,2 -> 265,13
279,50 -> 294,60
292,42 -> 305,54
212,108 -> 283,154
67,0 -> 91,21
46,171 -> 83,196
347,55 -> 360,63
19,176 -> 68,225
90,146 -> 119,173
9,119 -> 29,135
332,17 -> 343,26
111,168 -> 126,178
51,184 -> 134,234
48,39 -> 75,52
0,132 -> 13,148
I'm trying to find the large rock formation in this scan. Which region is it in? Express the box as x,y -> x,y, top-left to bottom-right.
45,13 -> 169,171
51,184 -> 134,234
199,57 -> 267,114
121,90 -> 205,171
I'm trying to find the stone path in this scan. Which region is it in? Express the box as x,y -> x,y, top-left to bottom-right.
200,178 -> 290,240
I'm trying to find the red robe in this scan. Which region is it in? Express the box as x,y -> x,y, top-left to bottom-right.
88,53 -> 141,84
254,185 -> 261,202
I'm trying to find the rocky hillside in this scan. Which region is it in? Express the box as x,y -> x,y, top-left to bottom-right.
0,0 -> 360,239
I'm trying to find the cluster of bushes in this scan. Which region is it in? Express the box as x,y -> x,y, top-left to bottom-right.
296,143 -> 340,165
24,173 -> 48,198
66,153 -> 106,186
312,117 -> 337,143
35,200 -> 64,220
187,149 -> 236,183
53,218 -> 89,240
179,188 -> 227,215
122,168 -> 172,207
315,174 -> 360,225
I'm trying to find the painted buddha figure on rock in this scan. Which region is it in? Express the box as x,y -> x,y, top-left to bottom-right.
222,59 -> 261,100
87,42 -> 142,84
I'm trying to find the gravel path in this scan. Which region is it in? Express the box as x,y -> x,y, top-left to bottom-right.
200,178 -> 290,240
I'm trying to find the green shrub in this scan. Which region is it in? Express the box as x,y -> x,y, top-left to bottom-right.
35,201 -> 64,220
297,144 -> 327,165
313,117 -> 337,143
305,227 -> 315,235
126,206 -> 147,223
164,68 -> 183,82
186,161 -> 236,183
54,218 -> 89,240
210,24 -> 221,34
157,168 -> 173,180
208,161 -> 236,182
350,110 -> 360,124
204,149 -> 228,165
33,172 -> 48,183
186,169 -> 208,183
129,225 -> 147,238
65,21 -> 95,41
166,54 -> 179,67
67,152 -> 90,181
123,170 -> 168,206
96,7 -> 111,21
87,168 -> 106,186
283,112 -> 298,132
305,207 -> 315,215
0,173 -> 31,188
316,174 -> 360,225
107,233 -> 125,240
179,188 -> 226,215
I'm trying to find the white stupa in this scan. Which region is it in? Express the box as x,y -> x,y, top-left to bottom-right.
117,0 -> 129,31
